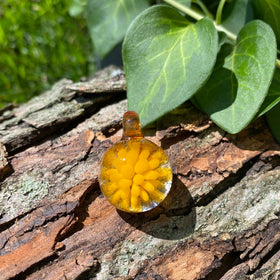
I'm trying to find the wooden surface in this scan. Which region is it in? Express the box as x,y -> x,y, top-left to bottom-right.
0,65 -> 280,280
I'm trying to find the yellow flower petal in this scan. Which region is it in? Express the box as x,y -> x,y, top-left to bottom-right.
134,159 -> 149,174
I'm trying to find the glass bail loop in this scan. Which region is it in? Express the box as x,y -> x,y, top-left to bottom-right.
122,111 -> 143,140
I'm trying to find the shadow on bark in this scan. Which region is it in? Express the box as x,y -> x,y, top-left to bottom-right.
118,176 -> 196,240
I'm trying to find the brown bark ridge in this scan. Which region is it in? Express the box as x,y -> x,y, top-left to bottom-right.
0,65 -> 280,280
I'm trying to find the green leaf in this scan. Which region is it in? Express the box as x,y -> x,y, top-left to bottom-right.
123,5 -> 218,127
266,101 -> 280,144
86,0 -> 150,58
251,0 -> 280,46
221,0 -> 249,35
217,31 -> 230,50
69,0 -> 86,17
193,20 -> 277,134
257,68 -> 280,117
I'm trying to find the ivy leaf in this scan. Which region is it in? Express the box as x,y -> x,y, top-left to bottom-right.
257,68 -> 280,117
251,0 -> 280,45
221,0 -> 250,35
193,20 -> 277,134
123,5 -> 218,127
266,101 -> 280,144
218,31 -> 229,50
86,0 -> 150,58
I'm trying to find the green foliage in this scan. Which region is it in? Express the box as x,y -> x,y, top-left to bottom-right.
266,101 -> 280,144
219,0 -> 250,34
194,20 -> 276,133
0,0 -> 94,107
86,0 -> 150,58
251,0 -> 280,45
123,6 -> 218,126
84,0 -> 280,144
69,0 -> 87,17
257,68 -> 280,117
175,0 -> 191,6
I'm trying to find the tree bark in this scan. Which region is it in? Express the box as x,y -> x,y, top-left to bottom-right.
0,65 -> 279,280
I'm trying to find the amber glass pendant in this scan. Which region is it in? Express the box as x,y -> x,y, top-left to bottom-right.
99,111 -> 172,213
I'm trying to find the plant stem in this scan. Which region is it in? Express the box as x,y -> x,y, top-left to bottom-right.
163,0 -> 237,41
215,24 -> 237,41
163,0 -> 204,21
216,0 -> 227,25
277,58 -> 280,69
193,0 -> 213,19
215,0 -> 238,41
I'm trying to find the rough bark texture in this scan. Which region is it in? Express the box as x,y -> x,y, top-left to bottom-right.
0,65 -> 280,280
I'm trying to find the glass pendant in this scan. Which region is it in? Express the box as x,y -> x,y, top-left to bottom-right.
99,111 -> 172,213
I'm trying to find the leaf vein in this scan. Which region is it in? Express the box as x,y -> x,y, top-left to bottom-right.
145,29 -> 189,105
